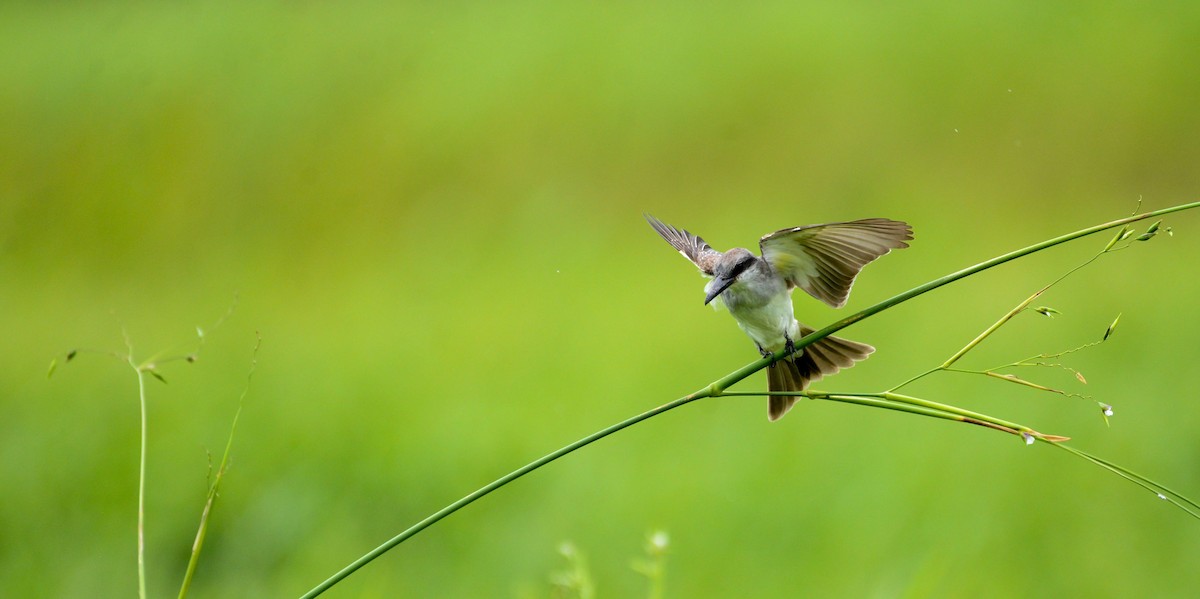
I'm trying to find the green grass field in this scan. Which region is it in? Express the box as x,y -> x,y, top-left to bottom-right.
3,2 -> 1200,597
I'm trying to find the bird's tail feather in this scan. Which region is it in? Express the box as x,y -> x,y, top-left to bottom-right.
767,325 -> 874,421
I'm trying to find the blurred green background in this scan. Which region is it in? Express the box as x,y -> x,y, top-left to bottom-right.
3,2 -> 1199,597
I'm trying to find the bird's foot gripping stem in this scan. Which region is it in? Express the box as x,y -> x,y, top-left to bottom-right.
756,343 -> 776,367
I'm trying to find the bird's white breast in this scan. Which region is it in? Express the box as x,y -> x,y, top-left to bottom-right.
712,267 -> 799,353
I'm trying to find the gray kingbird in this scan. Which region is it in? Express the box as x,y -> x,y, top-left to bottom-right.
645,214 -> 912,420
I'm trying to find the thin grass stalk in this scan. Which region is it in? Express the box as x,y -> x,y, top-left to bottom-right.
179,333 -> 259,599
177,404 -> 241,599
893,235 -> 1117,392
1051,444 -> 1200,519
130,360 -> 148,599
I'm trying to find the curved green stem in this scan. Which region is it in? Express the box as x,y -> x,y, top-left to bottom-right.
301,201 -> 1200,597
299,391 -> 712,599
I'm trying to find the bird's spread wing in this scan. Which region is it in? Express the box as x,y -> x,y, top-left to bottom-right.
645,214 -> 722,275
760,218 -> 912,308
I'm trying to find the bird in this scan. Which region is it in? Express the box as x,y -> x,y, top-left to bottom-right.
645,214 -> 912,421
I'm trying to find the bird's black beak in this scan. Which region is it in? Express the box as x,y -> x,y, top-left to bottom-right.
704,275 -> 736,305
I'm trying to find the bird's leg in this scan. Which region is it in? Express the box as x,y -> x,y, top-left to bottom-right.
783,332 -> 798,365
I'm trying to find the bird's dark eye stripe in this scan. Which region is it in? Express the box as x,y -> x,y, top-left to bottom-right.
730,257 -> 755,277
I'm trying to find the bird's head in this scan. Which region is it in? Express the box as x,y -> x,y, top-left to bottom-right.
704,248 -> 757,305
